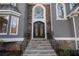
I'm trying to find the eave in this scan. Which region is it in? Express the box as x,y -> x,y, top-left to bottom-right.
0,10 -> 22,17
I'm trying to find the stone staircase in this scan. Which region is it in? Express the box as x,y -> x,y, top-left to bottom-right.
22,38 -> 57,56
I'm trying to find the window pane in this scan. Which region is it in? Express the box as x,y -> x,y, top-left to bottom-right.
0,16 -> 9,33
10,16 -> 18,34
34,6 -> 44,19
57,4 -> 64,18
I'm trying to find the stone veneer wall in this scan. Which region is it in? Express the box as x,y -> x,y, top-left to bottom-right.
0,42 -> 22,56
49,39 -> 76,50
0,38 -> 30,56
77,41 -> 79,50
57,40 -> 76,50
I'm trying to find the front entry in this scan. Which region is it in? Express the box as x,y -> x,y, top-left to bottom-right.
33,21 -> 45,38
31,4 -> 48,39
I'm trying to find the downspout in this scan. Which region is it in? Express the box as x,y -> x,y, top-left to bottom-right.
72,16 -> 78,50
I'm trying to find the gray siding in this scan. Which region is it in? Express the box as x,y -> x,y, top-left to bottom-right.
51,3 -> 74,37
74,16 -> 79,37
17,3 -> 27,38
24,4 -> 28,37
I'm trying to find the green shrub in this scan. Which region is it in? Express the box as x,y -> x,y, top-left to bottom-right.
56,49 -> 71,56
55,48 -> 79,56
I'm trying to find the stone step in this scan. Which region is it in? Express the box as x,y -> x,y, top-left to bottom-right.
29,43 -> 51,45
27,43 -> 52,46
29,41 -> 50,44
31,39 -> 49,41
28,43 -> 51,46
22,38 -> 57,56
27,44 -> 52,47
26,46 -> 52,50
23,54 -> 57,56
23,50 -> 56,56
28,44 -> 51,47
31,39 -> 47,41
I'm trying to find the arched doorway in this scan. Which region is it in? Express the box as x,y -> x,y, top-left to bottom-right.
32,4 -> 46,39
33,21 -> 45,38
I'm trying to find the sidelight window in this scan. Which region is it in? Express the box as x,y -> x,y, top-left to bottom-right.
10,16 -> 19,35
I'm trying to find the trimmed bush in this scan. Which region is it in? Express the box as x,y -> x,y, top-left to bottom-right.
55,48 -> 79,56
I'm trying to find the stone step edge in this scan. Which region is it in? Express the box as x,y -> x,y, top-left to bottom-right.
24,50 -> 55,51
26,49 -> 53,50
23,54 -> 57,55
31,39 -> 49,41
28,44 -> 51,45
23,54 -> 57,56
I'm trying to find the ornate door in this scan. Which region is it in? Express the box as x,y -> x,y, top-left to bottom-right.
33,21 -> 45,38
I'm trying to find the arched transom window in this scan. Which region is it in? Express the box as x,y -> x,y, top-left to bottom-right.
34,6 -> 44,19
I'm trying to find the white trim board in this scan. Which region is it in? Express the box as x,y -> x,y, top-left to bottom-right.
55,37 -> 75,40
54,37 -> 79,41
0,10 -> 21,17
0,38 -> 24,42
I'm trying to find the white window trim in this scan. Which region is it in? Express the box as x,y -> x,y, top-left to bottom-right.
0,15 -> 9,35
70,3 -> 73,10
9,16 -> 19,35
56,3 -> 67,20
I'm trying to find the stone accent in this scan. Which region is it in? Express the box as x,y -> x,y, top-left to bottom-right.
0,42 -> 21,56
57,40 -> 76,50
50,39 -> 76,50
77,41 -> 79,50
0,38 -> 30,56
20,38 -> 31,53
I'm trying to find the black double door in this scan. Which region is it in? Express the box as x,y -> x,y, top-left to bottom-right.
33,21 -> 45,38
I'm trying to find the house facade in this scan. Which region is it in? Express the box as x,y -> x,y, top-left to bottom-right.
0,3 -> 79,53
